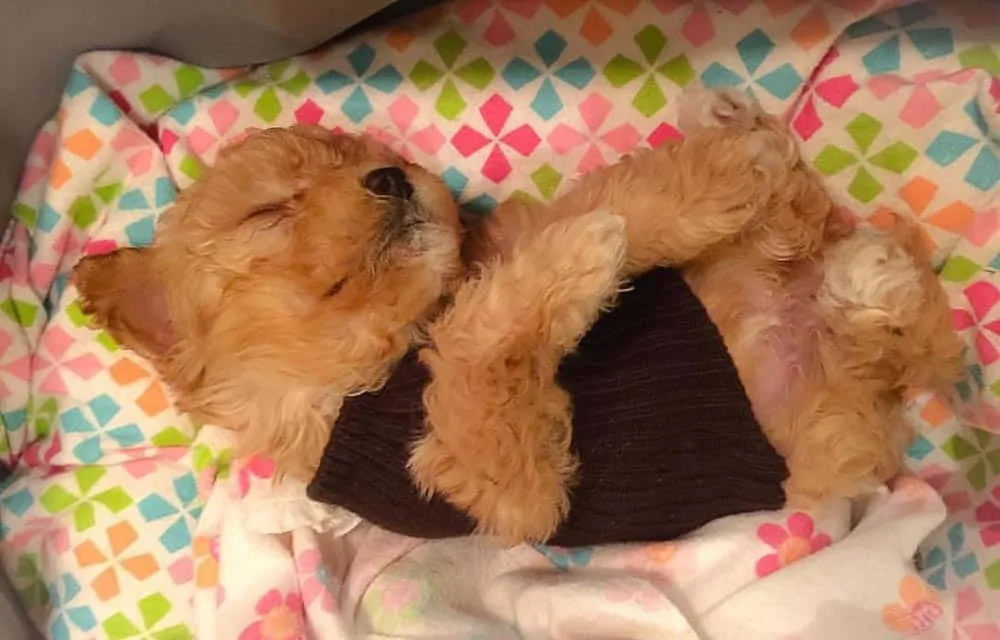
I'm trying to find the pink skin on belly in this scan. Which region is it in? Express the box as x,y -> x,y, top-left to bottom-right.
739,266 -> 824,424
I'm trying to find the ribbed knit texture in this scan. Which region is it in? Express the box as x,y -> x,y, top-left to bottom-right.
307,268 -> 788,545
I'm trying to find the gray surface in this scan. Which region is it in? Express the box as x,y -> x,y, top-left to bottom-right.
0,0 -> 395,230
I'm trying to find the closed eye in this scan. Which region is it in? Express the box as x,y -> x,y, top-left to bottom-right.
325,277 -> 347,298
244,202 -> 289,224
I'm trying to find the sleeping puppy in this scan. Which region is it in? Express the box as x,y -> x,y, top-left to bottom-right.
72,110 -> 784,494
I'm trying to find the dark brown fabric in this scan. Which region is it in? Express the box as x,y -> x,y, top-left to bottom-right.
307,268 -> 789,546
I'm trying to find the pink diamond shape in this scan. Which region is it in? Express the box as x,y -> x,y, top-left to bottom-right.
579,94 -> 612,132
0,330 -> 13,356
187,127 -> 217,156
160,129 -> 179,154
500,125 -> 540,156
966,281 -> 1000,320
42,326 -> 74,360
209,100 -> 239,135
30,263 -> 57,292
815,75 -> 859,107
976,332 -> 999,366
682,5 -> 715,47
409,125 -> 445,155
18,165 -> 46,192
578,145 -> 607,174
504,0 -> 542,18
295,99 -> 324,125
483,12 -> 515,46
112,127 -> 149,151
169,557 -> 194,585
452,126 -> 492,157
108,54 -> 140,86
480,95 -> 513,136
548,124 -> 588,154
39,369 -> 68,395
127,149 -> 153,177
600,124 -> 640,154
85,239 -> 119,256
63,354 -> 102,380
389,96 -> 419,133
481,145 -> 512,183
455,0 -> 490,23
965,209 -> 998,247
793,100 -> 823,141
868,75 -> 906,100
899,86 -> 939,129
647,122 -> 682,148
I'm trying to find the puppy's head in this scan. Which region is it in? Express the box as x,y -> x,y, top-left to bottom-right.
817,215 -> 964,394
74,126 -> 462,477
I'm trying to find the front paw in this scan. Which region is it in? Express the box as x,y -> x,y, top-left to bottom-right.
408,434 -> 574,545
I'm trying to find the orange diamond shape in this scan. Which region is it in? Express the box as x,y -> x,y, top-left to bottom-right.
64,129 -> 102,160
580,8 -> 613,47
385,29 -> 415,52
110,358 -> 150,385
927,201 -> 974,234
920,394 -> 952,428
791,7 -> 832,50
547,0 -> 587,17
49,159 -> 72,190
900,177 -> 938,216
137,381 -> 169,416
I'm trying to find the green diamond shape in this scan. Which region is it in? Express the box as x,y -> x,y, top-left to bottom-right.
139,593 -> 172,629
869,141 -> 918,173
266,59 -> 291,81
96,330 -> 119,352
69,195 -> 98,229
436,80 -> 466,120
175,66 -> 205,98
435,30 -> 467,69
531,164 -> 562,200
604,55 -> 645,88
12,203 -> 36,228
455,58 -> 494,90
92,487 -> 133,513
410,60 -> 443,91
658,54 -> 695,87
139,84 -> 174,114
985,559 -> 1000,589
95,182 -> 123,204
940,255 -> 980,282
179,155 -> 204,182
103,613 -> 141,640
635,25 -> 667,64
39,485 -> 77,513
813,145 -> 858,176
958,44 -> 1000,75
254,87 -> 282,122
846,113 -> 883,154
968,460 -> 988,491
0,299 -> 38,327
633,76 -> 666,117
233,80 -> 261,98
151,426 -> 193,447
941,434 -> 980,460
279,71 -> 311,96
847,167 -> 883,203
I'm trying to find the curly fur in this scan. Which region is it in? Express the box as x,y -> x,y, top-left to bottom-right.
414,89 -> 964,542
74,126 -> 463,481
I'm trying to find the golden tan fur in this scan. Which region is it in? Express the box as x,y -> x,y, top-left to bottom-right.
73,91 -> 964,545
411,89 -> 964,542
74,126 -> 462,480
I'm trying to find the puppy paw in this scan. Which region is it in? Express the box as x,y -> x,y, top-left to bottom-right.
677,87 -> 763,134
408,433 -> 574,545
520,210 -> 627,349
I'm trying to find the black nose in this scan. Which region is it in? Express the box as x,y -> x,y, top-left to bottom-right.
363,167 -> 414,200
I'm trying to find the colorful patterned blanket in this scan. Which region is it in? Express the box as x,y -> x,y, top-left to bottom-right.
1,0 -> 998,637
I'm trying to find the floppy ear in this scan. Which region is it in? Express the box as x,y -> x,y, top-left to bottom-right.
73,248 -> 174,361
